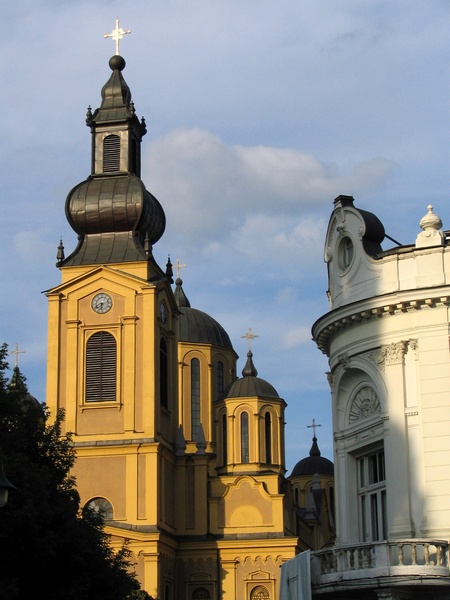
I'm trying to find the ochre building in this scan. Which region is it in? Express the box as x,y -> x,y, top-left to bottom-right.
45,54 -> 334,600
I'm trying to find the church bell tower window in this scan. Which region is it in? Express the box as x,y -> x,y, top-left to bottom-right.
85,331 -> 117,402
103,134 -> 121,172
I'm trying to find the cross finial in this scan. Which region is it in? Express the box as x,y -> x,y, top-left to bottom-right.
104,18 -> 131,56
176,257 -> 186,279
241,327 -> 259,351
9,343 -> 25,368
307,419 -> 321,438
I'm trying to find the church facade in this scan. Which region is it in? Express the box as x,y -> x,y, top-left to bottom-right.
45,54 -> 334,600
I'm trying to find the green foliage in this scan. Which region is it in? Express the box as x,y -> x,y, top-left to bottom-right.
0,343 -> 151,600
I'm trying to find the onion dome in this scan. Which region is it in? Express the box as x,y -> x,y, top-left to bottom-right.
290,436 -> 334,477
224,350 -> 280,399
175,278 -> 233,349
61,55 -> 166,268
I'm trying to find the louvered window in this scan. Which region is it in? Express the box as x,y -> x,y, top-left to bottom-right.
86,331 -> 117,402
103,134 -> 120,172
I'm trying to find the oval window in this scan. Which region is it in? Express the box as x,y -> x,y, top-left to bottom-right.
338,236 -> 354,271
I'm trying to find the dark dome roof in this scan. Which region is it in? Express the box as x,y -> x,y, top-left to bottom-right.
175,277 -> 233,350
290,437 -> 334,477
179,307 -> 233,349
224,350 -> 280,399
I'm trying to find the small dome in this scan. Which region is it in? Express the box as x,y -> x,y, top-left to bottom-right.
224,351 -> 280,399
178,307 -> 233,349
175,277 -> 233,350
290,436 -> 334,477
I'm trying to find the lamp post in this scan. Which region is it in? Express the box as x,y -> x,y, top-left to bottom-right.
0,462 -> 16,508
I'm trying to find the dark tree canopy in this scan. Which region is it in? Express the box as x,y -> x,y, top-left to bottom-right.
0,343 -> 153,600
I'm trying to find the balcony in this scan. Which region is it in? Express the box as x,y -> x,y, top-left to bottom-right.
311,540 -> 450,595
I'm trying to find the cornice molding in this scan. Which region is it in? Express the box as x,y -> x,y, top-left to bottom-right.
313,294 -> 450,355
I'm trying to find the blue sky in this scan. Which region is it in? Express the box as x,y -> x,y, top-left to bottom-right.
2,1 -> 450,471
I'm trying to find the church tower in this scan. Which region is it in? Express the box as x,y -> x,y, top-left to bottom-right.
45,52 -> 180,593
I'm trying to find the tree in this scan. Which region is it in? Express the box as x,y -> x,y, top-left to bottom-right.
0,344 -> 154,600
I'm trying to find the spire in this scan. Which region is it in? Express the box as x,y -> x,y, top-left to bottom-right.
165,256 -> 174,282
242,350 -> 258,378
62,55 -> 166,271
174,277 -> 191,308
309,436 -> 321,457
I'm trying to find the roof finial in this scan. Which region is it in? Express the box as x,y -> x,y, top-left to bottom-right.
307,418 -> 321,439
9,343 -> 26,368
104,18 -> 131,56
241,327 -> 259,351
176,257 -> 186,279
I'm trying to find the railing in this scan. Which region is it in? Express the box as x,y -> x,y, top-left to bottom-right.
311,539 -> 449,588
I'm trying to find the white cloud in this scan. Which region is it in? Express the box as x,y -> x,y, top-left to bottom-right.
146,129 -> 395,255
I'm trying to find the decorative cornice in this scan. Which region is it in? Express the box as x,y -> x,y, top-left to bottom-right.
313,295 -> 450,355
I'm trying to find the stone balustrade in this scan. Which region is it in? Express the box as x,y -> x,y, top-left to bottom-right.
311,540 -> 449,592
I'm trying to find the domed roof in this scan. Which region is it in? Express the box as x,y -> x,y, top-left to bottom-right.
179,307 -> 233,349
290,436 -> 334,477
175,277 -> 233,350
224,350 -> 280,399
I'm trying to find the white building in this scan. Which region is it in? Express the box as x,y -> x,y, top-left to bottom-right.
310,195 -> 450,599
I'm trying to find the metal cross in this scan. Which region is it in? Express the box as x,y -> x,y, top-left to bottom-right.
241,327 -> 259,351
307,419 -> 322,437
9,343 -> 25,368
176,257 -> 186,279
104,18 -> 131,55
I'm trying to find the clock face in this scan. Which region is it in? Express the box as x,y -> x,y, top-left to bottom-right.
92,293 -> 112,314
160,301 -> 167,323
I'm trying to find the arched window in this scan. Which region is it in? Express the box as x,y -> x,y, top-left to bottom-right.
264,411 -> 272,463
192,588 -> 210,600
84,497 -> 113,519
222,413 -> 227,465
191,358 -> 200,440
160,337 -> 168,408
241,411 -> 249,463
216,361 -> 224,400
164,584 -> 170,600
250,585 -> 270,599
103,134 -> 120,172
85,331 -> 116,402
